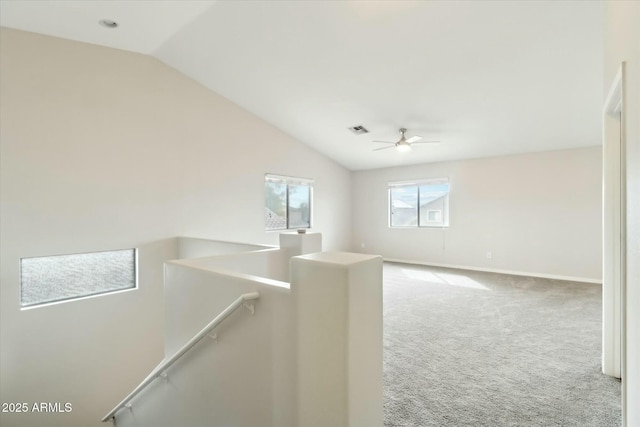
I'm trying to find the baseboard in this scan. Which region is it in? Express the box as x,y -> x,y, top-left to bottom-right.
383,258 -> 602,284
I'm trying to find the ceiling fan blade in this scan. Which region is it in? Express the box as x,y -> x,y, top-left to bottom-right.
406,135 -> 422,143
372,140 -> 396,144
410,140 -> 440,144
373,146 -> 396,151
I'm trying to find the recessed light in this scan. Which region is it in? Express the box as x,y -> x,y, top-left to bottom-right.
99,19 -> 118,28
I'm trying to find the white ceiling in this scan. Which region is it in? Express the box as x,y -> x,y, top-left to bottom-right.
0,0 -> 603,171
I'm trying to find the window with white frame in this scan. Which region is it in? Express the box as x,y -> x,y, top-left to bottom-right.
265,174 -> 313,230
389,178 -> 450,227
20,248 -> 137,308
426,210 -> 442,223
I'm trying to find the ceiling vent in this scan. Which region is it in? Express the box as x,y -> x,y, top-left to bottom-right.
348,125 -> 369,135
99,19 -> 118,28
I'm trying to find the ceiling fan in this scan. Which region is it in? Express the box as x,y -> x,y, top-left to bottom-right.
373,128 -> 439,152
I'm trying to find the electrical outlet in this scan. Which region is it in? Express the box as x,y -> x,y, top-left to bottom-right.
486,251 -> 492,259
361,243 -> 366,249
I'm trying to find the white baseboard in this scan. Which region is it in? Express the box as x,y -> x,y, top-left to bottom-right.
383,257 -> 602,284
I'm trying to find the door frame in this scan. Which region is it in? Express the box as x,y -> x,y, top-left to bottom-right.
602,62 -> 626,424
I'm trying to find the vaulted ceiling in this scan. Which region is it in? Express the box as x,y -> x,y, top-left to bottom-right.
0,1 -> 603,171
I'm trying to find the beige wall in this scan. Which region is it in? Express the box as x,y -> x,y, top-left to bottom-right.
0,28 -> 351,427
1,8 -> 631,423
603,2 -> 640,425
352,147 -> 602,282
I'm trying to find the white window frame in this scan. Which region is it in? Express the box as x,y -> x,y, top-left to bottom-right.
388,178 -> 450,228
265,174 -> 313,231
426,210 -> 442,223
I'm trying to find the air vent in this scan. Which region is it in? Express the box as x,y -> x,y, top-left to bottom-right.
348,125 -> 369,135
99,19 -> 118,28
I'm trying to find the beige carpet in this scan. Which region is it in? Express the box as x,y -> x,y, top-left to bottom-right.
383,262 -> 621,427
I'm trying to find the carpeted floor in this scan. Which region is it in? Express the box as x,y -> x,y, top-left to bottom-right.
383,262 -> 621,427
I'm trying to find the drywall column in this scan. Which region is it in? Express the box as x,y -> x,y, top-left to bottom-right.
279,231 -> 322,257
291,252 -> 383,427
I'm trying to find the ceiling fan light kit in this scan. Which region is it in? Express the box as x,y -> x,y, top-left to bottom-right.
396,141 -> 412,152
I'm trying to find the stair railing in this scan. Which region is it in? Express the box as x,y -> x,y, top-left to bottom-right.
101,291 -> 260,423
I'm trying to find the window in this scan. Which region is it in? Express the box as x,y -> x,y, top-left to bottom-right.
265,174 -> 313,230
389,178 -> 450,227
426,210 -> 442,223
20,249 -> 137,308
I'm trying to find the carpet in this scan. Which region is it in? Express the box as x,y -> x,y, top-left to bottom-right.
383,262 -> 621,427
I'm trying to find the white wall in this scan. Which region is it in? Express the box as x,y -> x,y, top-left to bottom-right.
112,248 -> 381,427
177,236 -> 274,259
174,233 -> 323,285
118,262 -> 295,427
351,147 -> 602,282
603,2 -> 640,425
0,28 -> 351,427
291,252 -> 383,427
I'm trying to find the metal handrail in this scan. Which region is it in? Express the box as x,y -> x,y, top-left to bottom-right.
101,291 -> 260,422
